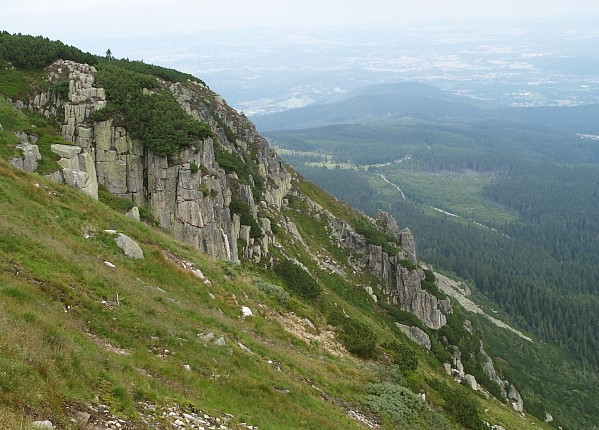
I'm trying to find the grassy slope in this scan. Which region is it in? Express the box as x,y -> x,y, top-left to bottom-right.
0,159 -> 553,429
0,158 -> 370,429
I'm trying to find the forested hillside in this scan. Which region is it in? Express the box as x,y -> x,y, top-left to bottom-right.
262,84 -> 599,428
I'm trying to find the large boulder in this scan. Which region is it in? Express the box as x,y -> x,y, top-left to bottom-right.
115,233 -> 144,259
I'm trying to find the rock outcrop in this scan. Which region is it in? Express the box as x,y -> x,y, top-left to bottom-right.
396,323 -> 431,349
310,202 -> 450,329
508,384 -> 524,413
49,143 -> 98,199
9,133 -> 41,172
26,60 -> 292,262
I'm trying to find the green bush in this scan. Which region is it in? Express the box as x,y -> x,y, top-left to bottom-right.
384,342 -> 418,374
429,378 -> 483,429
420,269 -> 447,300
49,79 -> 69,99
138,206 -> 158,226
214,143 -> 264,201
98,185 -> 135,212
339,318 -> 376,357
93,64 -> 212,156
211,111 -> 238,144
254,279 -> 290,304
0,32 -> 97,69
214,143 -> 246,176
365,382 -> 425,424
90,104 -> 118,122
273,259 -> 321,301
399,259 -> 418,271
353,216 -> 399,256
101,57 -> 205,85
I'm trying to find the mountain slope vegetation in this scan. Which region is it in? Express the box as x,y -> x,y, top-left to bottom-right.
0,32 -> 565,429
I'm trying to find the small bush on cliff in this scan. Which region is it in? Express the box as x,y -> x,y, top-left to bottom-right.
214,142 -> 264,200
353,216 -> 399,256
229,198 -> 261,238
420,269 -> 447,300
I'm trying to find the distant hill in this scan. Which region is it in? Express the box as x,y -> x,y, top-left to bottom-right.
253,81 -> 599,136
251,82 -> 491,131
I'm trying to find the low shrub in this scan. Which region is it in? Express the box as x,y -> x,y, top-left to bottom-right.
229,198 -> 261,238
384,342 -> 418,374
428,378 -> 483,430
339,318 -> 376,357
254,279 -> 290,304
273,259 -> 321,301
365,382 -> 425,424
353,216 -> 399,256
420,269 -> 447,300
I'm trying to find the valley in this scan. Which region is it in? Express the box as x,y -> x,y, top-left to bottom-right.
263,83 -> 599,429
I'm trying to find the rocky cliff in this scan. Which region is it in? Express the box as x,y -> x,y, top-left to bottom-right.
20,60 -> 292,262
298,199 -> 451,330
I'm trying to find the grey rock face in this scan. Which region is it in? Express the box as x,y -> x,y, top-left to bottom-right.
48,143 -> 98,199
375,210 -> 401,239
396,323 -> 431,349
508,384 -> 524,412
115,233 -> 144,259
10,141 -> 41,172
29,60 -> 295,263
323,206 -> 449,329
464,374 -> 478,391
481,345 -> 507,398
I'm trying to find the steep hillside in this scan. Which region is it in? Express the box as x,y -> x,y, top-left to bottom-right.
0,33 -> 556,430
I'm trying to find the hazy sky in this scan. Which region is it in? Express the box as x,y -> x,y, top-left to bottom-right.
2,0 -> 599,43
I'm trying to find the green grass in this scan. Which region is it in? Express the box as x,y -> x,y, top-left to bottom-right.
0,68 -> 46,100
0,160 -> 390,429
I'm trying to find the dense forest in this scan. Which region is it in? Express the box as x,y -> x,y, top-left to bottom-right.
268,112 -> 599,371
